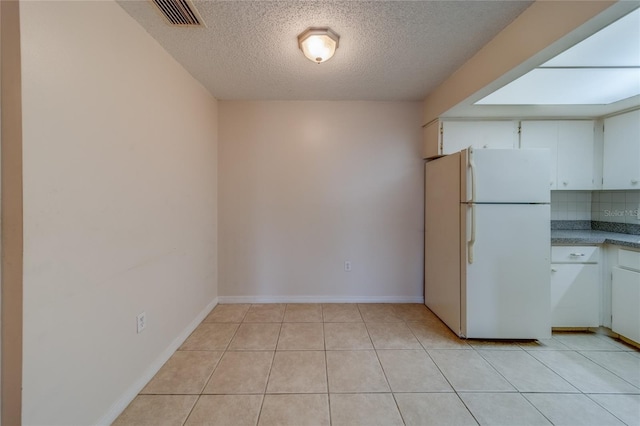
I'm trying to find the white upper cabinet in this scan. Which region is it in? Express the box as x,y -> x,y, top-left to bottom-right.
520,120 -> 596,190
603,109 -> 640,190
441,121 -> 518,155
557,121 -> 597,190
520,121 -> 558,189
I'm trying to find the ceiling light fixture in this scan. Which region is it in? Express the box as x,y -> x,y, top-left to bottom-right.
298,27 -> 340,64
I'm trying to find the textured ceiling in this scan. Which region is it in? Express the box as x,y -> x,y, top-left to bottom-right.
117,1 -> 533,101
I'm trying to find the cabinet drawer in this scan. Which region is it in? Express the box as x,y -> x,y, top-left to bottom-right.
619,249 -> 640,272
551,246 -> 599,263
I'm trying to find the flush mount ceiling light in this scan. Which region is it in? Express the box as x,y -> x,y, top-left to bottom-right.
298,27 -> 340,64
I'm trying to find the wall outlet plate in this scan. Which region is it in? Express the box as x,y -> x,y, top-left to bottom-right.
136,312 -> 146,334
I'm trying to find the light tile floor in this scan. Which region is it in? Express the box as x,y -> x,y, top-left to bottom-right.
113,303 -> 640,426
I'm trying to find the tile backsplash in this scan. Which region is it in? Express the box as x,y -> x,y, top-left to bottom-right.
551,190 -> 640,224
592,190 -> 640,224
551,191 -> 592,220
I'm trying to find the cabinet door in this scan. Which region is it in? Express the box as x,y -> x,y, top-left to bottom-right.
422,120 -> 441,159
520,121 -> 558,189
612,267 -> 640,343
557,121 -> 595,190
603,110 -> 640,190
441,121 -> 517,155
551,263 -> 599,327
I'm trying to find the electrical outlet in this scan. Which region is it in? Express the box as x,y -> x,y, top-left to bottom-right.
136,312 -> 146,334
344,261 -> 352,272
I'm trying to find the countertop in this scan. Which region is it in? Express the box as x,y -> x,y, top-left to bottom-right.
551,229 -> 640,249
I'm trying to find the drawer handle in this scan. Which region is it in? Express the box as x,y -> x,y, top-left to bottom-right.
632,179 -> 638,184
551,268 -> 557,272
570,253 -> 585,257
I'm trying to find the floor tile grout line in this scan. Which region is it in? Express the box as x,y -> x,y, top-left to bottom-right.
473,345 -> 577,394
401,311 -> 482,426
322,314 -> 333,426
402,316 -> 486,425
417,310 -> 553,424
383,310 -> 408,424
117,304 -> 640,425
452,391 -> 482,426
194,350 -> 228,398
199,305 -> 249,399
583,332 -> 635,351
575,350 -> 640,391
583,392 -> 638,426
180,394 -> 202,426
255,322 -> 283,423
405,318 -> 434,353
511,387 -> 557,425
254,361 -> 273,424
239,304 -> 251,323
530,347 -> 640,396
526,349 -> 595,397
361,321 -> 377,350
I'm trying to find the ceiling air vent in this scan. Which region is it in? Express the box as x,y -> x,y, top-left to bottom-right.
151,0 -> 203,26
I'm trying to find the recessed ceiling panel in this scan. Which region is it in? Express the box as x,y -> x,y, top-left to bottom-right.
543,8 -> 640,67
476,7 -> 640,107
476,68 -> 640,105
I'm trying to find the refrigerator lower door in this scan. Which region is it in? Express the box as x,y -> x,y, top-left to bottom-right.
462,203 -> 551,339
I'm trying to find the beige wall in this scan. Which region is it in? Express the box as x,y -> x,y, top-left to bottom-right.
20,1 -> 218,424
218,101 -> 424,302
1,1 -> 24,424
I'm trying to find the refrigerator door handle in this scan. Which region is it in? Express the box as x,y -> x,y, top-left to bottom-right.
468,147 -> 476,264
468,203 -> 476,264
467,147 -> 476,203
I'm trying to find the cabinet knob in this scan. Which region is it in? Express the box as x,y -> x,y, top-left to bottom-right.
632,179 -> 638,184
483,144 -> 488,149
563,181 -> 568,186
550,182 -> 553,186
551,268 -> 557,273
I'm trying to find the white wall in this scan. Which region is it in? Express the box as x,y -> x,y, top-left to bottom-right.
20,2 -> 218,424
218,101 -> 424,302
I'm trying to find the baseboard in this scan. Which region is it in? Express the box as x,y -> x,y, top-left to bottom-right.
218,295 -> 424,304
96,297 -> 218,426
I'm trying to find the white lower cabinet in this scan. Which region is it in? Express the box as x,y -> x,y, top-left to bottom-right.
551,246 -> 600,327
612,248 -> 640,343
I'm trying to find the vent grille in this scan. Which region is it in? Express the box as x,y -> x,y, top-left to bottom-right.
152,0 -> 203,26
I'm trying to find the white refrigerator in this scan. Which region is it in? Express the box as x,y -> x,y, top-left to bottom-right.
425,147 -> 551,340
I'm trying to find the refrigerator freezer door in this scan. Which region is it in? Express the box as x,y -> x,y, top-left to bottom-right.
463,148 -> 550,204
425,152 -> 462,335
462,203 -> 551,339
